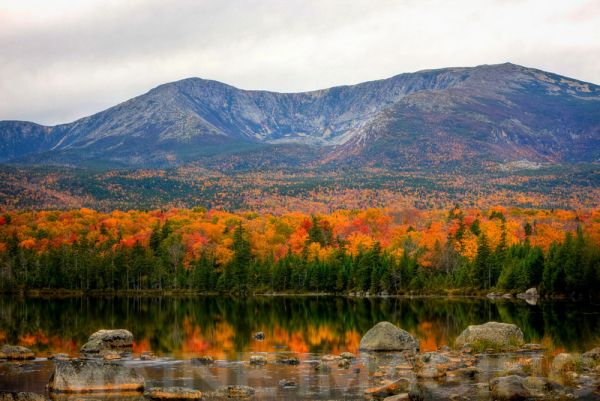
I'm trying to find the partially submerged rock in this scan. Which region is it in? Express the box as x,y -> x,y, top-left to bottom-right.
455,322 -> 524,351
359,322 -> 419,352
0,345 -> 35,360
0,393 -> 46,401
249,355 -> 267,365
215,385 -> 255,399
340,352 -> 356,359
48,359 -> 144,393
140,351 -> 156,361
80,329 -> 134,356
276,355 -> 299,365
416,352 -> 449,379
191,355 -> 214,365
364,379 -> 410,398
489,375 -> 530,400
48,353 -> 70,361
144,387 -> 202,400
253,332 -> 265,340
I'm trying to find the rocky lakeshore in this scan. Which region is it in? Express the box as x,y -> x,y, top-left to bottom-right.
1,324 -> 600,400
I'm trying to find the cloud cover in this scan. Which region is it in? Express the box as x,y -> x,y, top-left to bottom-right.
1,0 -> 599,125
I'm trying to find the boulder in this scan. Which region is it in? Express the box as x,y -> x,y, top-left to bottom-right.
215,385 -> 254,399
48,359 -> 144,393
582,347 -> 600,367
0,345 -> 35,360
489,376 -> 531,401
359,322 -> 419,352
144,387 -> 202,400
0,393 -> 46,401
80,329 -> 134,356
455,322 -> 524,351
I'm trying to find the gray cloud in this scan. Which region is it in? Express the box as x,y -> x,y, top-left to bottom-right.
1,0 -> 599,125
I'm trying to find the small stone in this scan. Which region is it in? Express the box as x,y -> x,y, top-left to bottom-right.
253,331 -> 265,340
191,355 -> 214,365
48,353 -> 70,361
276,356 -> 300,365
249,355 -> 267,365
455,366 -> 480,379
278,379 -> 296,388
215,385 -> 255,399
0,345 -> 35,360
321,354 -> 341,362
338,359 -> 351,369
340,352 -> 356,359
141,351 -> 156,360
364,379 -> 410,398
144,387 -> 202,400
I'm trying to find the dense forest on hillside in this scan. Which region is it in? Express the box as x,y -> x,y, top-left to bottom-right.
0,206 -> 599,297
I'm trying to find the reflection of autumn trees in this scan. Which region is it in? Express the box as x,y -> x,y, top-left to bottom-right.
1,297 -> 599,357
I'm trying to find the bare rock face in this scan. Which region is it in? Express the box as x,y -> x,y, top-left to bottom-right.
48,359 -> 144,393
144,387 -> 202,400
359,322 -> 419,352
80,329 -> 134,356
0,345 -> 35,360
455,322 -> 524,351
489,375 -> 530,401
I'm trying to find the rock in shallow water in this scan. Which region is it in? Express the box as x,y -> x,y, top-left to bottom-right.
455,322 -> 524,351
215,385 -> 255,399
0,345 -> 35,360
359,322 -> 419,352
0,393 -> 45,401
489,375 -> 530,401
48,359 -> 144,393
80,329 -> 134,356
144,387 -> 202,400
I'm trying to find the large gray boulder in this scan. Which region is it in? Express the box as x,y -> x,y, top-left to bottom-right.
455,322 -> 524,351
80,329 -> 134,355
359,322 -> 419,352
489,376 -> 530,400
48,359 -> 144,393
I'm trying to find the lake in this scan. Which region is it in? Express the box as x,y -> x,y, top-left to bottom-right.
1,296 -> 600,399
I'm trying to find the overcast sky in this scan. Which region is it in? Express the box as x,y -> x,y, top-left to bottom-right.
1,0 -> 599,125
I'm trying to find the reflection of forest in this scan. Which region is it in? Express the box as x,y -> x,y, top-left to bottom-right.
0,297 -> 598,358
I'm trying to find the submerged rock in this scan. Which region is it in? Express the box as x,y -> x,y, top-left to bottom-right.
455,322 -> 524,351
144,387 -> 202,400
48,359 -> 144,393
215,385 -> 255,399
359,322 -> 419,352
0,345 -> 35,360
489,375 -> 530,400
0,393 -> 46,401
80,329 -> 134,356
364,379 -> 410,398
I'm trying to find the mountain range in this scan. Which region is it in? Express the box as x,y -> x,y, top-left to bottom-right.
1,62 -> 599,169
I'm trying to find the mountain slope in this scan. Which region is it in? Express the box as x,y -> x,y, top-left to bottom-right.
1,63 -> 599,168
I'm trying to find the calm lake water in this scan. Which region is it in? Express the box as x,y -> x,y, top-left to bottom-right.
1,296 -> 600,398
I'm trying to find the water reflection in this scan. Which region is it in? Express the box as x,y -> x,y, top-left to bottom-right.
0,296 -> 599,359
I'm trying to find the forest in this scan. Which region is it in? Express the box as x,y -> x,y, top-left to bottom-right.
0,206 -> 599,297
